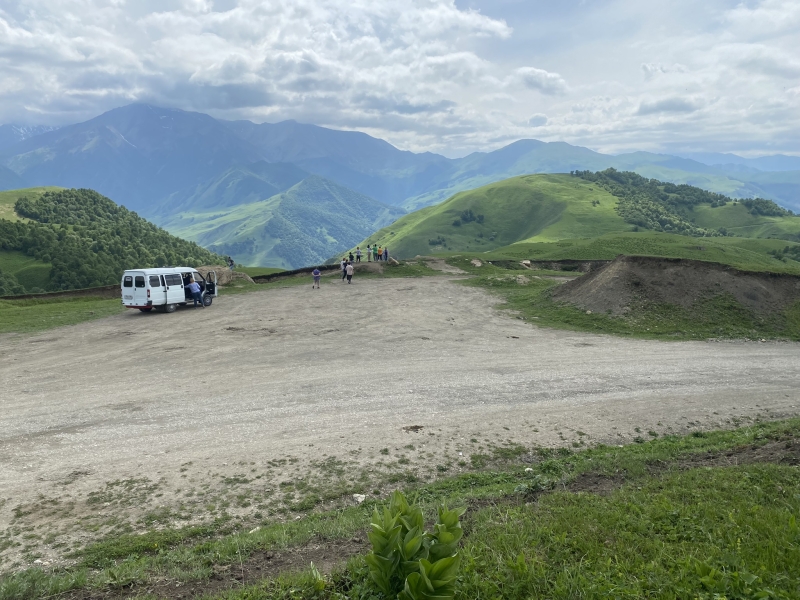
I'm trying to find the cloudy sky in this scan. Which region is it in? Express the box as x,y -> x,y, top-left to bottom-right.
1,0 -> 798,156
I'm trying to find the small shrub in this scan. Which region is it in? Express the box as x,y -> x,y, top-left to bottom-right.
365,491 -> 464,600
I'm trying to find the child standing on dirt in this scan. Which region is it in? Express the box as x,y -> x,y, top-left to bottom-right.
312,267 -> 321,289
346,262 -> 354,284
366,245 -> 372,262
356,247 -> 362,262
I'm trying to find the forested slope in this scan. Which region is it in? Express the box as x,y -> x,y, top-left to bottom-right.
0,188 -> 223,293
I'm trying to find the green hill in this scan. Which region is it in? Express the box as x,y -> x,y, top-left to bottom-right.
363,174 -> 631,257
161,175 -> 404,269
0,188 -> 224,294
362,171 -> 800,260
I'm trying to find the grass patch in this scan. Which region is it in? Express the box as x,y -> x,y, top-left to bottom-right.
4,419 -> 798,599
0,297 -> 124,335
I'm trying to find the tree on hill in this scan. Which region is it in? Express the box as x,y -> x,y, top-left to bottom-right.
1,188 -> 224,292
571,169 -> 795,237
0,268 -> 24,296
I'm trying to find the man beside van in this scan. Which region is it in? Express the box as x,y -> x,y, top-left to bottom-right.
187,278 -> 204,308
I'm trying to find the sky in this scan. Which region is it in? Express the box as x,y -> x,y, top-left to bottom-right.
1,0 -> 798,157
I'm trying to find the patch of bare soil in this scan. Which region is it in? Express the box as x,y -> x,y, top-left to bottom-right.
551,255 -> 800,316
65,537 -> 367,600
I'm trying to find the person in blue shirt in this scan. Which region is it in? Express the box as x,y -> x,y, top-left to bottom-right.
187,278 -> 203,308
312,267 -> 321,289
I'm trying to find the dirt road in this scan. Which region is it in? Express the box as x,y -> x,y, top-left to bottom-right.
2,275 -> 799,565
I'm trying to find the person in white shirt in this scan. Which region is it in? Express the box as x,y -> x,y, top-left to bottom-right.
346,262 -> 354,283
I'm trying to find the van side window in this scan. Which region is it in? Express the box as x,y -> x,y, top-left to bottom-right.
165,274 -> 182,286
135,276 -> 145,288
148,275 -> 161,287
123,276 -> 133,288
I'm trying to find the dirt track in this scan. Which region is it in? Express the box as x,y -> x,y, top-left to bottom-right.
2,274 -> 800,565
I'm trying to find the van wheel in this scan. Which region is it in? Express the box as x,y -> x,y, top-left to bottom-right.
164,303 -> 177,313
139,307 -> 153,312
202,295 -> 213,307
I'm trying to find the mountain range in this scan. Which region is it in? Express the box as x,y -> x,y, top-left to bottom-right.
1,103 -> 799,267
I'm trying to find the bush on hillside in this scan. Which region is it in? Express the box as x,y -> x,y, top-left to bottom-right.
0,268 -> 24,296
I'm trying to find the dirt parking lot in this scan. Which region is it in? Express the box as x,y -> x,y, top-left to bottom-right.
2,274 -> 799,566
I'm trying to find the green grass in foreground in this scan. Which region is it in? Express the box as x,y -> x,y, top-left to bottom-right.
2,419 -> 798,599
446,256 -> 800,340
0,297 -> 125,334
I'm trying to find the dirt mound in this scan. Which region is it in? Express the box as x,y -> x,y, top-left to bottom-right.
551,255 -> 800,315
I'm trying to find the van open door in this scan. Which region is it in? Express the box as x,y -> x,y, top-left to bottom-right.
206,270 -> 218,297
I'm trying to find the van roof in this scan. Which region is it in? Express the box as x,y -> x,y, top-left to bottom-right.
122,267 -> 198,274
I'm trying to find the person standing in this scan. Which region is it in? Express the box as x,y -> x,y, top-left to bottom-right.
377,246 -> 382,261
373,245 -> 378,261
312,267 -> 321,289
366,244 -> 372,262
187,278 -> 203,308
346,262 -> 354,284
383,247 -> 388,262
349,251 -> 355,263
341,258 -> 347,281
227,256 -> 235,271
356,247 -> 362,263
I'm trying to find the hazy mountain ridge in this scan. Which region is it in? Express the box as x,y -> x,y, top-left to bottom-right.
1,103 -> 799,268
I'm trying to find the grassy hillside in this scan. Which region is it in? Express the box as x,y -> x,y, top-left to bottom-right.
690,202 -> 800,239
362,171 -> 800,262
481,232 -> 800,274
163,175 -> 404,269
364,174 -> 630,258
0,250 -> 51,290
0,186 -> 62,222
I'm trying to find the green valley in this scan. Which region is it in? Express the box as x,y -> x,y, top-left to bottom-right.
160,175 -> 404,269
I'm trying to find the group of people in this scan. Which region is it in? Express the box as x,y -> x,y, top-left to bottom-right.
364,244 -> 389,262
310,243 -> 390,288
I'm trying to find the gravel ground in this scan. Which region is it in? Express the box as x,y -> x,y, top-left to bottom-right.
2,274 -> 799,565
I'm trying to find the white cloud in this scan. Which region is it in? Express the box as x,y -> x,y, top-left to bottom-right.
0,0 -> 798,156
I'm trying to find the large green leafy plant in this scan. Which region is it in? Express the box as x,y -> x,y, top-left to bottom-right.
365,491 -> 465,599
